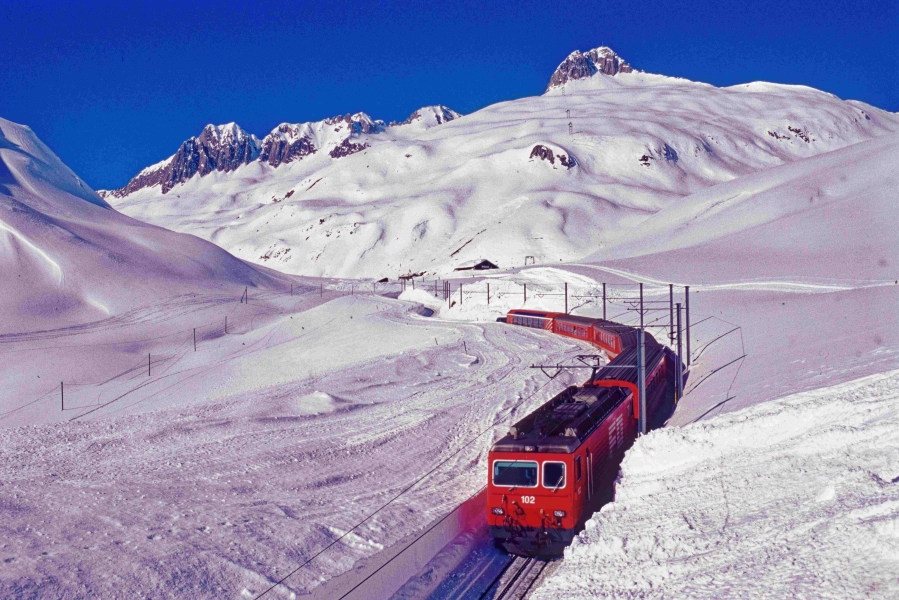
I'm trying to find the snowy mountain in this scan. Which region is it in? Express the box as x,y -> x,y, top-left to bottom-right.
546,46 -> 634,90
396,104 -> 462,128
101,123 -> 260,198
106,47 -> 899,280
0,116 -> 284,332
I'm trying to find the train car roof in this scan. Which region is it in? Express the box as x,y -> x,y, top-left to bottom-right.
508,309 -> 561,317
491,341 -> 666,454
552,314 -> 599,326
491,384 -> 627,453
550,313 -> 652,336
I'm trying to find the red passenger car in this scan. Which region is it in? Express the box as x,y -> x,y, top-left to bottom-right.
489,314 -> 675,556
552,314 -> 639,358
505,309 -> 562,331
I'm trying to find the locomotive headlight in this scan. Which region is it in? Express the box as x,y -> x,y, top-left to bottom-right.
553,510 -> 566,518
491,507 -> 505,515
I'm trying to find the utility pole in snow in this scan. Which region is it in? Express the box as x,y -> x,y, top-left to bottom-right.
685,286 -> 691,366
676,303 -> 684,401
638,283 -> 646,435
602,283 -> 606,320
669,284 -> 674,344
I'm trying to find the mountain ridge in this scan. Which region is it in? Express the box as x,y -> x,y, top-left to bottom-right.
100,105 -> 462,198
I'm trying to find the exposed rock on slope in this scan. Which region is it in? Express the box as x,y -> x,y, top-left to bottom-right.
529,144 -> 577,169
329,138 -> 369,158
259,124 -> 318,167
546,46 -> 634,91
397,105 -> 462,128
105,123 -> 259,198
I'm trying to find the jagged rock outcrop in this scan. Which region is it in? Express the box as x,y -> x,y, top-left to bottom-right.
546,46 -> 634,91
106,123 -> 259,197
109,113 -> 389,195
326,113 -> 385,135
329,138 -> 369,158
395,105 -> 462,128
529,144 -> 577,169
259,124 -> 318,167
163,124 -> 260,192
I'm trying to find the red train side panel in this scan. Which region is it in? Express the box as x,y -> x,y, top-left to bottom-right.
506,309 -> 562,332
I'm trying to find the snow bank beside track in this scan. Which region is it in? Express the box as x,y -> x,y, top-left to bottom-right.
533,369 -> 899,599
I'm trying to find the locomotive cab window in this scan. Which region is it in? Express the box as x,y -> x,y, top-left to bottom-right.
575,456 -> 582,481
543,462 -> 566,490
493,461 -> 538,487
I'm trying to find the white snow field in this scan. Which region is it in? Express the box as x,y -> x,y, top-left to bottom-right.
109,62 -> 899,279
533,369 -> 899,600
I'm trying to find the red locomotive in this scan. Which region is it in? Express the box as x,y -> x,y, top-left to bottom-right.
489,310 -> 677,556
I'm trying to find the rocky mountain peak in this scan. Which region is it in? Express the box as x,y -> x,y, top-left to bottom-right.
259,123 -> 317,167
197,122 -> 255,145
105,123 -> 260,197
396,105 -> 462,128
324,112 -> 385,135
546,46 -> 634,91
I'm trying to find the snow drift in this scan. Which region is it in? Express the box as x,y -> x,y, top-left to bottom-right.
0,117 -> 285,332
534,369 -> 899,599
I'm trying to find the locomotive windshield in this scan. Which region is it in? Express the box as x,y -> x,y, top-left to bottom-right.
493,461 -> 538,487
543,462 -> 566,489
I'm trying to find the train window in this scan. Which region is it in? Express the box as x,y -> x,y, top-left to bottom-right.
543,462 -> 566,490
575,456 -> 582,481
493,461 -> 538,487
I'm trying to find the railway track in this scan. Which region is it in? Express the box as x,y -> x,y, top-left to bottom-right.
476,555 -> 551,600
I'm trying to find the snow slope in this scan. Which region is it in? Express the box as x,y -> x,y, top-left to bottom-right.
533,369 -> 899,599
0,117 -> 286,333
557,132 -> 899,423
586,131 -> 899,282
109,57 -> 899,279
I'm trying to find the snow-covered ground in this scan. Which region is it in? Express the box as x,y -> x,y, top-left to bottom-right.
534,369 -> 899,599
0,289 -> 592,598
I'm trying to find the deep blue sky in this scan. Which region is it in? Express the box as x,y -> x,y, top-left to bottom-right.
1,0 -> 896,190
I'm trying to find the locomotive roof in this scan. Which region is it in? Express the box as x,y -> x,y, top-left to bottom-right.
491,384 -> 627,453
491,338 -> 665,454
